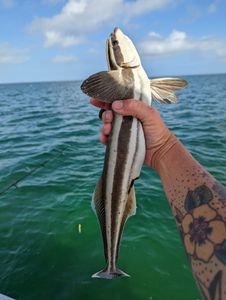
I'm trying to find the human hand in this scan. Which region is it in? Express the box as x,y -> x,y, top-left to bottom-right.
90,98 -> 176,170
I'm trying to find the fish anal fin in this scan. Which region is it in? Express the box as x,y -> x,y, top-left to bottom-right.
81,70 -> 134,103
92,177 -> 107,260
116,186 -> 136,260
126,185 -> 137,217
150,77 -> 187,104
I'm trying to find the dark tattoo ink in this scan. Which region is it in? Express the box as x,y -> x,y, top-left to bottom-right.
184,184 -> 213,212
215,240 -> 226,266
197,271 -> 222,300
175,206 -> 183,224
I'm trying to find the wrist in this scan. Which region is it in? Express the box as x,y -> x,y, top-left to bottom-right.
148,132 -> 179,172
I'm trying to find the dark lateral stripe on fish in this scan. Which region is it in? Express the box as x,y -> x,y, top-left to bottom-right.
115,119 -> 140,261
110,116 -> 134,255
108,67 -> 140,266
101,114 -> 121,262
100,132 -> 113,261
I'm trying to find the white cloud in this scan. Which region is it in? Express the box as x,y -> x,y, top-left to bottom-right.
29,0 -> 172,48
140,30 -> 226,59
0,43 -> 30,64
44,31 -> 83,47
51,55 -> 77,63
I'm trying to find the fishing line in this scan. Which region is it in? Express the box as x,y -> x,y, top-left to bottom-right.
0,145 -> 69,197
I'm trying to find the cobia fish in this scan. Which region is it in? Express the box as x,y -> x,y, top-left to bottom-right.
81,27 -> 187,279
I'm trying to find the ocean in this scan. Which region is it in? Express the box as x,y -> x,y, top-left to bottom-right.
0,74 -> 226,300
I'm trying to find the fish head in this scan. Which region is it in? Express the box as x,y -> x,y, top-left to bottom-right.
106,27 -> 141,70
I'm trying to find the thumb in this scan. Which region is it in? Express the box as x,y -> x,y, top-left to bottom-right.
112,99 -> 154,124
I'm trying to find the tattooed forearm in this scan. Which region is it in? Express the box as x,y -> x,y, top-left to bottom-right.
156,139 -> 226,300
174,182 -> 226,300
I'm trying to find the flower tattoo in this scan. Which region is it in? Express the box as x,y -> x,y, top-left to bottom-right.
182,204 -> 226,262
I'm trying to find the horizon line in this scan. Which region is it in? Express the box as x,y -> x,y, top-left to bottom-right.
0,72 -> 226,85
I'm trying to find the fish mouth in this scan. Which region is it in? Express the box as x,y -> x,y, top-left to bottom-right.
111,27 -> 123,46
106,38 -> 117,70
107,28 -> 125,69
108,27 -> 140,69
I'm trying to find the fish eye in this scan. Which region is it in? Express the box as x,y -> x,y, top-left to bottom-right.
112,40 -> 119,46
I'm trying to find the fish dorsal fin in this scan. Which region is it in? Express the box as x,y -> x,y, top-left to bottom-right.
81,70 -> 134,103
150,77 -> 187,104
92,177 -> 107,260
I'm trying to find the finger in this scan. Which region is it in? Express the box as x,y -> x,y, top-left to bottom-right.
112,99 -> 156,124
102,110 -> 113,123
101,123 -> 112,135
90,98 -> 110,110
99,134 -> 108,145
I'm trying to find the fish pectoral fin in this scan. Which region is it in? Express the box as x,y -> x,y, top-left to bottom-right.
150,77 -> 188,104
81,70 -> 134,103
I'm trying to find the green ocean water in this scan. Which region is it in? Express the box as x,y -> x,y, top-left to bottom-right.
0,74 -> 226,300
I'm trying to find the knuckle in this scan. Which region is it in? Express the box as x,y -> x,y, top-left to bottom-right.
124,99 -> 138,113
102,110 -> 112,122
145,106 -> 154,115
151,107 -> 160,119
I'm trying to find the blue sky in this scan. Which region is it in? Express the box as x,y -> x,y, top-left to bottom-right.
0,0 -> 226,83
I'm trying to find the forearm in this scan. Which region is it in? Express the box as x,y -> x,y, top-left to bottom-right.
155,134 -> 226,299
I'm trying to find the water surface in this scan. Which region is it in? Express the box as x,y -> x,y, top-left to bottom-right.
0,75 -> 226,300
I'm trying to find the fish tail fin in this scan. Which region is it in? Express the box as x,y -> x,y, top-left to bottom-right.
92,268 -> 130,280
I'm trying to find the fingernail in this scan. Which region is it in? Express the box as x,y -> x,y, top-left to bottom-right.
113,100 -> 123,109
